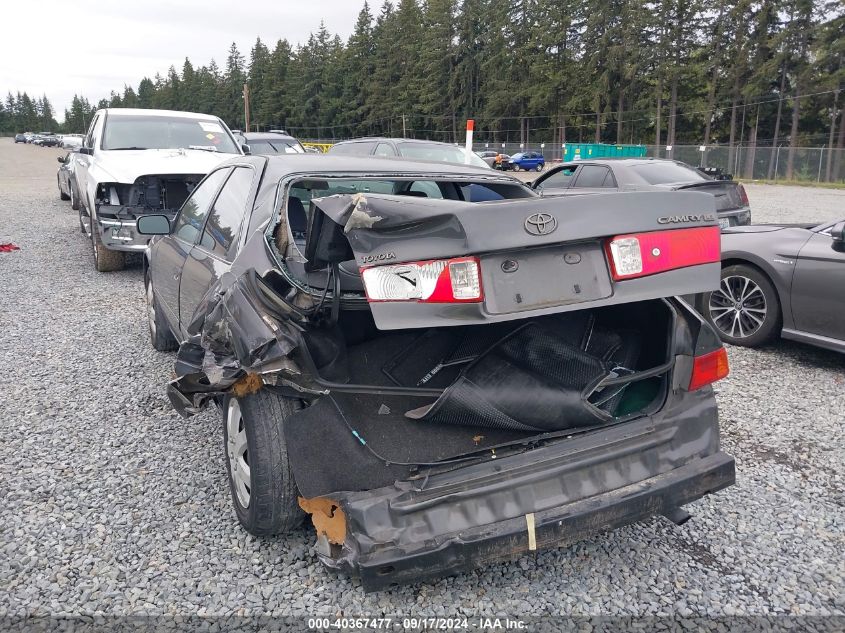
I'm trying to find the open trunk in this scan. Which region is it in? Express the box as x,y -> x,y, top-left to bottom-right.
285,298 -> 674,498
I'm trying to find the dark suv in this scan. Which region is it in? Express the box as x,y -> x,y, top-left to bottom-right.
139,154 -> 735,591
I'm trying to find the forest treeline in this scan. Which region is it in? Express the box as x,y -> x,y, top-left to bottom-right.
2,0 -> 843,178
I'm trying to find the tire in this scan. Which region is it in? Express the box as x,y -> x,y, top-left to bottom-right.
222,390 -> 304,536
90,215 -> 125,272
70,181 -> 80,211
535,163 -> 544,172
702,264 -> 781,347
144,269 -> 178,351
59,177 -> 70,200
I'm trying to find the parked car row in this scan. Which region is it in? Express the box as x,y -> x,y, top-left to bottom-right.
15,131 -> 83,147
49,108 -> 842,591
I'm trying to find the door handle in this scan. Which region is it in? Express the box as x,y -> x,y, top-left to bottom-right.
173,272 -> 180,280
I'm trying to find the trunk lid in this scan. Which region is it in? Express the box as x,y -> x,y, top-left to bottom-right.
308,190 -> 721,330
670,180 -> 746,211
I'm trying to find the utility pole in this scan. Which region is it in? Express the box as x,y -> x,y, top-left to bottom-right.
243,83 -> 250,132
402,114 -> 407,138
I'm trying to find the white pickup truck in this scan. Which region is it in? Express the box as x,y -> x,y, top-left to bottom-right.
74,108 -> 243,271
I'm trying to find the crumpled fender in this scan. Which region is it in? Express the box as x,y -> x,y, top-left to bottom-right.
166,268 -> 325,417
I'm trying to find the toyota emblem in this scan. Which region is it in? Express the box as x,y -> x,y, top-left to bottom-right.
524,212 -> 557,236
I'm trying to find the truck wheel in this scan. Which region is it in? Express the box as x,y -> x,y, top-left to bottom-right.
70,182 -> 80,211
59,177 -> 70,200
702,264 -> 781,347
91,220 -> 125,272
144,270 -> 178,351
223,391 -> 304,536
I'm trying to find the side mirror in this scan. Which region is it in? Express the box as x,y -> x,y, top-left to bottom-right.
137,215 -> 171,236
57,156 -> 65,164
241,144 -> 251,155
830,221 -> 845,246
79,146 -> 93,156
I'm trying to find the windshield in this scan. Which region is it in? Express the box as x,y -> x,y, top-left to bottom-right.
246,139 -> 305,155
630,162 -> 707,185
101,115 -> 240,153
397,143 -> 490,168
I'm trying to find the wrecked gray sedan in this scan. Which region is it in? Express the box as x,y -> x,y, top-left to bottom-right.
139,154 -> 735,591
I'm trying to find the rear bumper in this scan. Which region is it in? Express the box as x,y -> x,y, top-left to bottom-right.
719,206 -> 751,226
319,387 -> 735,591
351,451 -> 734,591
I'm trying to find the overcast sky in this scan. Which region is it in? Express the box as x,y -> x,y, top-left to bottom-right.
1,0 -> 363,122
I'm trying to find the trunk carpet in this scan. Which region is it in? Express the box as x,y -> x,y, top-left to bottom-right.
285,311 -> 648,496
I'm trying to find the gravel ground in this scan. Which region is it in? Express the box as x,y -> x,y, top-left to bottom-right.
1,139 -> 843,619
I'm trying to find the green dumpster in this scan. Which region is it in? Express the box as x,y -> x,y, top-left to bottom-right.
562,143 -> 647,162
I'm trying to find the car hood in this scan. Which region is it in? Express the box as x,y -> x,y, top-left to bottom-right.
94,148 -> 240,183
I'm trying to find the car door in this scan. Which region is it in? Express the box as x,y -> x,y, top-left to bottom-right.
533,164 -> 579,195
74,114 -> 100,209
566,164 -> 618,196
789,225 -> 845,341
151,168 -> 231,332
178,166 -> 257,334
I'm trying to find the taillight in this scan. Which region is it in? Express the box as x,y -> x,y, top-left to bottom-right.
361,256 -> 483,303
688,347 -> 730,391
738,183 -> 749,206
605,226 -> 720,280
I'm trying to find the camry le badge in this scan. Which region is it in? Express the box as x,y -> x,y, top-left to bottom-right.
524,212 -> 557,236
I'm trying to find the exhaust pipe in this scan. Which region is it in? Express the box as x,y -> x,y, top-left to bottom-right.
663,506 -> 692,526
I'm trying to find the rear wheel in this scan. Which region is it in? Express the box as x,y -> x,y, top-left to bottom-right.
223,391 -> 304,536
145,269 -> 178,351
535,163 -> 544,172
703,264 -> 781,347
90,215 -> 125,272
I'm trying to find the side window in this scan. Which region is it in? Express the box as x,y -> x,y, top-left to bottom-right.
84,115 -> 99,148
408,181 -> 443,199
172,169 -> 230,244
460,183 -> 504,202
573,165 -> 612,188
374,143 -> 396,157
200,167 -> 254,259
538,165 -> 578,190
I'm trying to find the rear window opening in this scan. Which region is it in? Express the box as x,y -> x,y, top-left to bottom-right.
275,176 -> 533,257
284,298 -> 675,497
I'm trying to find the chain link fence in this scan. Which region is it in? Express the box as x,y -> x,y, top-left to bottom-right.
301,137 -> 845,183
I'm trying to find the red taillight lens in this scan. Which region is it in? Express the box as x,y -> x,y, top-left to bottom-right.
738,183 -> 749,206
605,226 -> 721,280
688,347 -> 730,391
361,256 -> 483,303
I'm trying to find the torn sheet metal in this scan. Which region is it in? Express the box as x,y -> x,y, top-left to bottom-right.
167,269 -> 325,417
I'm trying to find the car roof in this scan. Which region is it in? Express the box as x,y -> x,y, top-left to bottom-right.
245,153 -> 513,179
332,137 -> 463,147
97,108 -> 221,121
562,157 -> 675,166
244,132 -> 298,141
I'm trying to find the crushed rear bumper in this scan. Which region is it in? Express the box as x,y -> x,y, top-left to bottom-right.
353,451 -> 734,591
317,389 -> 735,592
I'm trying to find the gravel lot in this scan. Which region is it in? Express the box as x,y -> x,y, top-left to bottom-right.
1,139 -> 843,619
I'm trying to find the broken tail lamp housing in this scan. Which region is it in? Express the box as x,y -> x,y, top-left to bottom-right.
605,226 -> 721,280
361,256 -> 483,303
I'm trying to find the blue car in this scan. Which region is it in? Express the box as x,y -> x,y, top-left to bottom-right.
509,151 -> 545,172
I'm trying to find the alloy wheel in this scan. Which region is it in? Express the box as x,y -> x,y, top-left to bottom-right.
226,399 -> 251,508
708,275 -> 768,339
